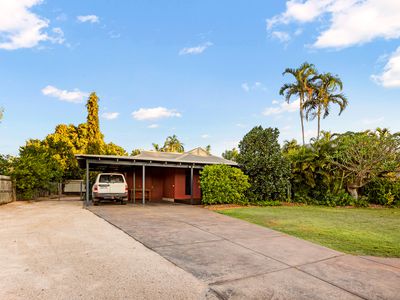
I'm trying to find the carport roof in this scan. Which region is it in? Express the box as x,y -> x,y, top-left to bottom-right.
75,147 -> 237,169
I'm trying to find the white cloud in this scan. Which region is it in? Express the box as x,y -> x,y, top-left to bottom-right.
77,15 -> 99,23
362,116 -> 385,125
41,85 -> 88,103
241,83 -> 250,92
267,0 -> 400,49
241,81 -> 267,92
48,27 -> 65,44
148,124 -> 159,128
271,31 -> 291,43
179,42 -> 212,55
101,112 -> 119,120
201,134 -> 210,139
56,13 -> 68,22
371,47 -> 400,88
263,99 -> 299,116
132,107 -> 181,121
0,0 -> 65,50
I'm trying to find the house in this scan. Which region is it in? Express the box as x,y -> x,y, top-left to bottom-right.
76,148 -> 237,205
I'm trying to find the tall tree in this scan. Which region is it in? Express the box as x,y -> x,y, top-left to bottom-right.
331,131 -> 400,199
163,134 -> 184,153
304,73 -> 348,138
280,62 -> 317,145
0,107 -> 4,122
237,126 -> 290,201
86,92 -> 104,154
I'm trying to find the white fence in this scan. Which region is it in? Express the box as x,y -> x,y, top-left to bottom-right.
0,175 -> 15,205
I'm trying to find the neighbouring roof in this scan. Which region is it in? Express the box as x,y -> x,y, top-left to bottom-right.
75,147 -> 237,169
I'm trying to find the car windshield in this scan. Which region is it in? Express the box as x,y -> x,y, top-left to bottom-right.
99,175 -> 124,183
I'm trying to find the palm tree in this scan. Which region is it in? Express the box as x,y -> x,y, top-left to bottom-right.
280,62 -> 317,145
304,73 -> 348,138
152,143 -> 162,151
163,134 -> 184,153
282,139 -> 300,154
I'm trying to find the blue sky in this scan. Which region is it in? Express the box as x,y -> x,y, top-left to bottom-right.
1,0 -> 399,156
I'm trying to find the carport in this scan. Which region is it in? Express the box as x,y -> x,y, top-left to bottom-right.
75,148 -> 236,206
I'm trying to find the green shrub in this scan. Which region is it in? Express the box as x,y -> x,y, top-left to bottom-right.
364,177 -> 400,206
293,190 -> 356,207
200,165 -> 250,205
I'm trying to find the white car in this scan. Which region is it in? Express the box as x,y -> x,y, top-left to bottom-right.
92,173 -> 128,205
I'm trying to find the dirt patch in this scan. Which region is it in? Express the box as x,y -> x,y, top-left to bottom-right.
203,204 -> 249,211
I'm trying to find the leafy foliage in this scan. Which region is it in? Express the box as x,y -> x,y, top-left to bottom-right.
131,149 -> 141,156
285,129 -> 400,206
7,92 -> 127,198
11,140 -> 63,199
237,126 -> 290,201
222,148 -> 239,162
363,176 -> 400,206
104,142 -> 128,156
303,73 -> 348,138
200,164 -> 250,205
331,131 -> 400,199
0,154 -> 14,175
86,92 -> 104,154
152,135 -> 185,152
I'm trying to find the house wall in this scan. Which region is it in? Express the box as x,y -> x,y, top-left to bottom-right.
125,167 -> 201,202
163,168 -> 175,199
174,169 -> 201,200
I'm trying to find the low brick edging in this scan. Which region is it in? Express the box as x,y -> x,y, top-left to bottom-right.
0,175 -> 16,205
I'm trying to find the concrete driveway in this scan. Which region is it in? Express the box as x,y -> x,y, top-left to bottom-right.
90,202 -> 400,300
0,201 -> 207,300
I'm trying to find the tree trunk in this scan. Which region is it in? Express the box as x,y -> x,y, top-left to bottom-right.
300,94 -> 305,145
317,105 -> 321,139
347,184 -> 359,199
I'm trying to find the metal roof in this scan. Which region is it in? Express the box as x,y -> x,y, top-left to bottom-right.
75,147 -> 237,169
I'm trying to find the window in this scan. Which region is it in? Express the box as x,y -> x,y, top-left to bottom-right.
185,169 -> 192,195
99,175 -> 124,183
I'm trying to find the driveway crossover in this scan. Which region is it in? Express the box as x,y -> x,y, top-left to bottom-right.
89,202 -> 400,300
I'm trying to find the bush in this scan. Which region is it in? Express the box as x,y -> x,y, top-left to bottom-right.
200,165 -> 250,205
293,190 -> 359,207
363,177 -> 400,206
11,141 -> 63,199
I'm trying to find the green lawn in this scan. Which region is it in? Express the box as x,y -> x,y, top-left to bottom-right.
219,206 -> 400,257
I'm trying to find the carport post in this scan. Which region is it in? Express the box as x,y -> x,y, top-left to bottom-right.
190,165 -> 194,205
133,168 -> 136,204
85,160 -> 89,207
142,165 -> 145,205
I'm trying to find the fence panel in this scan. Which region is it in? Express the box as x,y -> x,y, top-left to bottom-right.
0,175 -> 15,205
